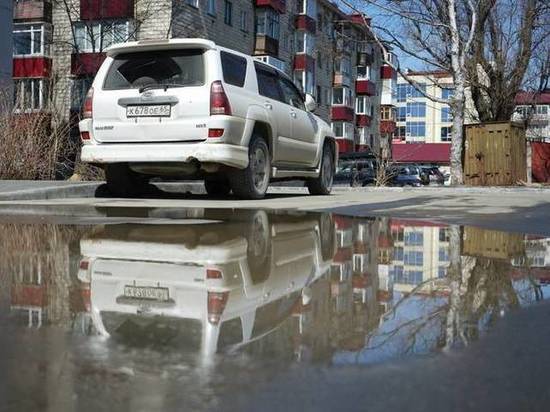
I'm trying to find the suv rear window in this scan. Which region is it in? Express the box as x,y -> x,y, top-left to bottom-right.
221,51 -> 247,87
103,49 -> 205,90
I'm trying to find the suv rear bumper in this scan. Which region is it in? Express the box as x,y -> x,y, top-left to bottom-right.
81,143 -> 249,169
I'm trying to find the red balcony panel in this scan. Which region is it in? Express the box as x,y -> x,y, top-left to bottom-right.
293,54 -> 315,71
80,0 -> 134,20
334,247 -> 352,263
71,53 -> 106,76
355,144 -> 370,153
356,79 -> 376,95
11,285 -> 46,307
336,138 -> 354,154
380,65 -> 396,80
349,13 -> 371,26
377,290 -> 392,302
356,114 -> 372,127
14,0 -> 52,22
13,57 -> 52,78
295,15 -> 316,33
255,0 -> 286,13
331,106 -> 354,122
380,120 -> 396,134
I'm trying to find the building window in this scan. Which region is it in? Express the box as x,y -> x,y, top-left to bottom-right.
332,86 -> 353,106
438,247 -> 450,262
224,0 -> 232,25
406,102 -> 426,118
296,0 -> 317,17
316,85 -> 322,104
396,83 -> 426,102
441,126 -> 452,141
357,127 -> 368,145
317,52 -> 322,68
13,24 -> 51,56
240,10 -> 248,31
380,106 -> 394,120
186,0 -> 198,7
441,87 -> 453,99
396,84 -> 408,102
293,70 -> 314,95
404,230 -> 423,246
74,20 -> 132,53
13,79 -> 48,111
441,106 -> 452,122
404,251 -> 423,266
256,8 -> 279,39
396,106 -> 406,121
395,125 -> 406,140
295,31 -> 315,54
206,0 -> 216,16
357,65 -> 370,80
336,56 -> 351,78
406,121 -> 425,138
331,121 -> 354,139
356,96 -> 370,114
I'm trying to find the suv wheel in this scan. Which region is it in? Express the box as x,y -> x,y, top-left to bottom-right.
230,135 -> 271,199
307,143 -> 334,195
204,179 -> 231,196
105,163 -> 148,197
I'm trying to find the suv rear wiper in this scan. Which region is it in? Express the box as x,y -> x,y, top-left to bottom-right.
138,83 -> 190,93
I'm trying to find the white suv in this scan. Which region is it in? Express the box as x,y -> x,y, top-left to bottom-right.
79,39 -> 337,199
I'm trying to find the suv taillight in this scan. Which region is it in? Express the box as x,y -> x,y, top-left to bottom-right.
82,87 -> 94,119
207,291 -> 229,325
210,81 -> 232,115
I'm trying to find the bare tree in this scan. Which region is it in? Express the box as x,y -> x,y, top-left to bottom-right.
341,0 -> 491,184
467,0 -> 550,122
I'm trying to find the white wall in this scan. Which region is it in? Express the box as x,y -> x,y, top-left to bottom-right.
0,1 -> 13,88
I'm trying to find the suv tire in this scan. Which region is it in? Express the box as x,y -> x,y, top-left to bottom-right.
307,143 -> 334,195
105,163 -> 148,198
230,135 -> 271,200
204,179 -> 231,196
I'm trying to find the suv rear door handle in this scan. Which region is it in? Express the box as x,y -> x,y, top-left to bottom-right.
290,111 -> 297,118
264,102 -> 272,110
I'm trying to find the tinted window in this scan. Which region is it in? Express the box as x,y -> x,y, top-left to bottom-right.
279,76 -> 305,110
221,51 -> 247,87
103,49 -> 205,90
254,62 -> 283,102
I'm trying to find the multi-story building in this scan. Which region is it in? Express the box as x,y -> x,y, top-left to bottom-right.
392,70 -> 453,171
512,90 -> 550,142
9,0 -> 386,156
0,1 -> 13,87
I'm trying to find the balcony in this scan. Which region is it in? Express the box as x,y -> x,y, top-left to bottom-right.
333,72 -> 351,87
336,138 -> 354,154
80,0 -> 134,20
71,52 -> 106,76
380,120 -> 396,134
356,114 -> 372,127
13,0 -> 52,22
332,106 -> 354,122
356,79 -> 376,95
380,65 -> 396,79
295,15 -> 316,33
357,52 -> 373,66
293,54 -> 315,71
255,0 -> 286,13
13,57 -> 52,78
254,35 -> 279,57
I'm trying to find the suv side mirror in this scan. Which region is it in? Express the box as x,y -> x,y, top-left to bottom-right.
305,94 -> 317,112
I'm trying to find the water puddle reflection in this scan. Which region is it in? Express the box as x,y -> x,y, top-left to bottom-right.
1,209 -> 548,410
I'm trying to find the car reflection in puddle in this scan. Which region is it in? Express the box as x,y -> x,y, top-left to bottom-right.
1,210 -> 549,410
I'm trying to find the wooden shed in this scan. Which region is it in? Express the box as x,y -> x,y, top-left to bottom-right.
464,122 -> 527,186
462,226 -> 525,260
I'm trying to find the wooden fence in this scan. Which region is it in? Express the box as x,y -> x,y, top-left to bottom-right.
464,122 -> 527,186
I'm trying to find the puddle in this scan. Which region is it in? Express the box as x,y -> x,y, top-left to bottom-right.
0,209 -> 548,411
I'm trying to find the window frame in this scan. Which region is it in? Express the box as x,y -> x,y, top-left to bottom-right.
254,61 -> 284,102
13,23 -> 51,57
224,0 -> 233,26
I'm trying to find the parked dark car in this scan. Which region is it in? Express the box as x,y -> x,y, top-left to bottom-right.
389,165 -> 424,187
335,159 -> 377,186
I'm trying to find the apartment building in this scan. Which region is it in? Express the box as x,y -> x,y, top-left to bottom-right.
512,90 -> 550,142
392,70 -> 453,169
10,0 -> 386,156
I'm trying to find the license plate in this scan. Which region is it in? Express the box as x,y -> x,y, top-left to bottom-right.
123,285 -> 170,301
126,105 -> 171,117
